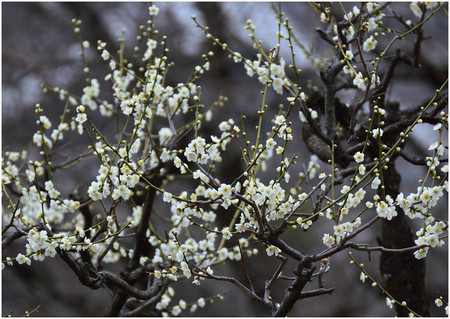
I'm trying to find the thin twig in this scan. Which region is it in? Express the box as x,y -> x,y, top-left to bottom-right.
264,255 -> 287,303
238,243 -> 255,293
193,268 -> 271,308
51,150 -> 94,170
345,242 -> 427,253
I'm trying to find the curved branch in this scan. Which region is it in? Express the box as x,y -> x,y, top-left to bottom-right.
196,270 -> 271,308
121,281 -> 169,316
259,233 -> 306,261
398,151 -> 427,165
2,229 -> 27,250
384,114 -> 441,136
313,216 -> 381,261
99,270 -> 163,300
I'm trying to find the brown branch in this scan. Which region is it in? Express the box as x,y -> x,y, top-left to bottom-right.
264,256 -> 287,303
299,100 -> 333,148
51,149 -> 94,170
258,233 -> 306,261
106,182 -> 163,317
2,200 -> 21,236
96,235 -> 120,265
300,287 -> 334,298
195,269 -> 271,308
315,28 -> 335,46
58,248 -> 102,289
275,176 -> 328,235
412,10 -> 426,67
272,261 -> 314,316
345,242 -> 428,253
384,114 -> 440,136
339,2 -> 390,28
398,151 -> 427,165
238,243 -> 255,293
127,175 -> 162,270
314,216 -> 381,261
121,280 -> 169,316
99,270 -> 163,300
320,60 -> 343,140
2,229 -> 27,250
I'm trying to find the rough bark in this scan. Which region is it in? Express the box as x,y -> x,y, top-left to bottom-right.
379,155 -> 429,316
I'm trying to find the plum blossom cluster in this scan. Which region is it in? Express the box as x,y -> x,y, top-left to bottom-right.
194,17 -> 291,95
2,2 -> 447,317
320,2 -> 387,92
193,2 -> 446,315
2,156 -> 80,227
241,53 -> 289,95
410,2 -> 439,18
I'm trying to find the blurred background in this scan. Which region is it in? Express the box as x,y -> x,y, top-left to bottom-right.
2,2 -> 448,316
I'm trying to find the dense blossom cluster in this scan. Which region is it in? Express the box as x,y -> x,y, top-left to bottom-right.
2,2 -> 448,316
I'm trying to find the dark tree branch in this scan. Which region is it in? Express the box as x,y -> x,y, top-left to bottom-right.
58,249 -> 102,289
313,216 -> 381,262
384,114 -> 441,136
315,28 -> 336,46
121,281 -> 169,316
272,260 -> 314,316
265,256 -> 287,304
2,229 -> 27,250
320,61 -> 343,141
345,242 -> 427,253
51,150 -> 94,170
238,243 -> 256,293
259,233 -> 306,261
300,287 -> 334,298
128,175 -> 163,270
96,234 -> 120,265
398,151 -> 427,165
100,270 -> 163,300
2,199 -> 21,236
195,269 -> 271,308
412,28 -> 424,68
339,2 -> 390,28
379,126 -> 430,316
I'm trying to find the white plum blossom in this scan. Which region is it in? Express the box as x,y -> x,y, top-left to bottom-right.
266,245 -> 281,256
184,137 -> 210,164
323,234 -> 336,247
149,4 -> 159,16
410,2 -> 423,18
112,184 -> 131,200
159,127 -> 173,145
372,128 -> 383,138
16,253 -> 32,266
143,39 -> 158,61
386,297 -> 395,309
353,151 -> 364,163
366,17 -> 378,32
353,72 -> 367,91
363,35 -> 377,52
376,201 -> 397,220
221,227 -> 232,240
320,12 -> 330,23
